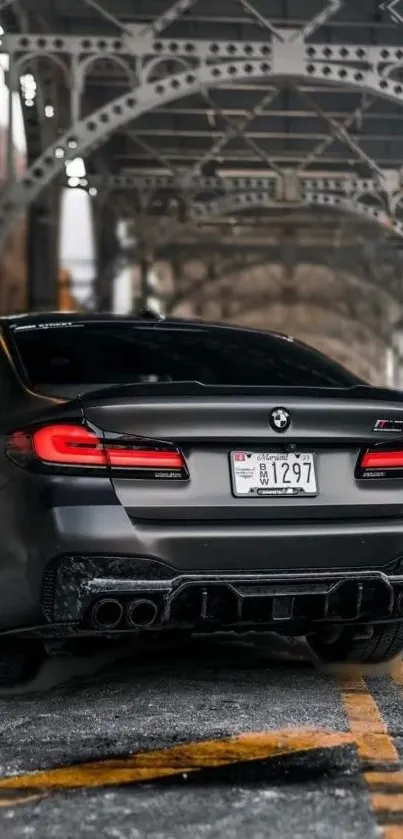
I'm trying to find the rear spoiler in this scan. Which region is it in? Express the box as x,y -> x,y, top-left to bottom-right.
74,381 -> 403,404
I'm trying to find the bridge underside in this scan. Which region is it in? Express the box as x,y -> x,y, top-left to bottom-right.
1,0 -> 403,383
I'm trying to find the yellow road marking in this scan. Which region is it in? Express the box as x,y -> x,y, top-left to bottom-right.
391,660 -> 403,689
339,673 -> 399,766
372,795 -> 403,813
1,662 -> 403,838
365,773 -> 403,787
0,791 -> 46,807
339,672 -> 403,837
0,729 -> 353,799
383,828 -> 403,839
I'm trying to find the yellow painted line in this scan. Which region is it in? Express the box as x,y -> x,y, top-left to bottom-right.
372,795 -> 403,813
339,672 -> 403,837
383,827 -> 403,839
0,791 -> 46,808
391,660 -> 403,689
0,728 -> 353,798
339,673 -> 399,766
365,773 -> 403,788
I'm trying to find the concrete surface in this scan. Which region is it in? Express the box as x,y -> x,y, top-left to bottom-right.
0,633 -> 401,838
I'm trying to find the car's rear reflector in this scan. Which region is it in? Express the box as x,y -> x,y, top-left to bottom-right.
358,448 -> 403,475
6,423 -> 187,477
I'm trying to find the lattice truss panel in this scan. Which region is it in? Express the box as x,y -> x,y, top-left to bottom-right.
3,0 -> 403,247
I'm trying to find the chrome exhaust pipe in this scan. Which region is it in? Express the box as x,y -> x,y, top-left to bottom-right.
91,598 -> 124,630
127,599 -> 158,629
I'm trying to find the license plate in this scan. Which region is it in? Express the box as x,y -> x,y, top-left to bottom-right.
230,451 -> 318,497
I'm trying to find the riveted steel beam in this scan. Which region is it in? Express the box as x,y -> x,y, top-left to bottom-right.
4,33 -> 392,72
0,32 -> 273,60
186,191 -> 403,239
2,35 -> 400,67
88,173 -> 280,192
112,191 -> 403,265
86,170 -> 402,205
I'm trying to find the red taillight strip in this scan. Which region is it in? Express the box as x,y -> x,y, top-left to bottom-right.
361,450 -> 403,469
28,424 -> 185,470
105,448 -> 184,469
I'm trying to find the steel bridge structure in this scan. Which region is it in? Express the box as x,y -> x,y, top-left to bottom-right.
2,0 -> 403,379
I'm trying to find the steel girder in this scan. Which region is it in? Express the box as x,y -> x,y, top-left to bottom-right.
112,191 -> 403,248
5,18 -> 403,247
156,242 -> 393,264
190,191 -> 403,236
86,171 -> 403,215
166,264 -> 395,322
116,231 -> 403,312
171,279 -> 390,346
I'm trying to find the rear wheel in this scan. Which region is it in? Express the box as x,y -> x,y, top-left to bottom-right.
308,623 -> 403,665
0,641 -> 44,687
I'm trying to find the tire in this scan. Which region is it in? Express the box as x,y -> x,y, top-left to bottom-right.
0,641 -> 44,688
308,623 -> 403,665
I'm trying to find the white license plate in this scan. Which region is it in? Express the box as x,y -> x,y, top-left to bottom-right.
230,451 -> 318,497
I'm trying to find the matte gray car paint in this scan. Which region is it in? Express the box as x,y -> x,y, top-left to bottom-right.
2,315 -> 403,634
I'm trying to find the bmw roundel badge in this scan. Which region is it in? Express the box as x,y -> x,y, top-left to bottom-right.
269,407 -> 291,433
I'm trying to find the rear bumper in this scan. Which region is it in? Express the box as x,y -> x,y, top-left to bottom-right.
4,504 -> 403,632
43,559 -> 403,632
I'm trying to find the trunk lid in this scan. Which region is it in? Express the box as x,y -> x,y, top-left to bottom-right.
79,383 -> 403,523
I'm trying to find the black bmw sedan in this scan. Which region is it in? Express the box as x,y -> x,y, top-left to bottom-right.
1,311 -> 403,684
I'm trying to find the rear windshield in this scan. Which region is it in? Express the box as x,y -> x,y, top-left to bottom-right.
9,321 -> 359,391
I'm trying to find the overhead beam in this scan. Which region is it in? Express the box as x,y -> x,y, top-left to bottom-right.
86,170 -> 399,211
0,34 -> 401,65
87,171 -> 377,191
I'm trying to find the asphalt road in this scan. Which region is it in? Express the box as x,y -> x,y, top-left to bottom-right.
0,633 -> 403,839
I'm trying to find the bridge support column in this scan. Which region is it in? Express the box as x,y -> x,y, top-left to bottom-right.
393,322 -> 403,389
27,189 -> 60,312
132,251 -> 165,315
94,201 -> 120,311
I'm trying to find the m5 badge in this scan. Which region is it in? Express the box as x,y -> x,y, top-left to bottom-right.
373,419 -> 403,432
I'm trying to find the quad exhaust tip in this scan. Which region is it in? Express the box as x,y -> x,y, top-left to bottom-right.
127,599 -> 159,629
91,598 -> 124,630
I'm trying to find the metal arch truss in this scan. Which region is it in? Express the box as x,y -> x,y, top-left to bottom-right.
92,171 -> 403,239
113,190 -> 403,249
190,191 -> 403,239
7,23 -> 403,244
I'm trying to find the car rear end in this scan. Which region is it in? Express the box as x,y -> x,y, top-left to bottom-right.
3,316 -> 403,643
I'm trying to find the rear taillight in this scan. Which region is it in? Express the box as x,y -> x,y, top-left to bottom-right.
33,425 -> 105,466
6,423 -> 188,478
357,447 -> 403,477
